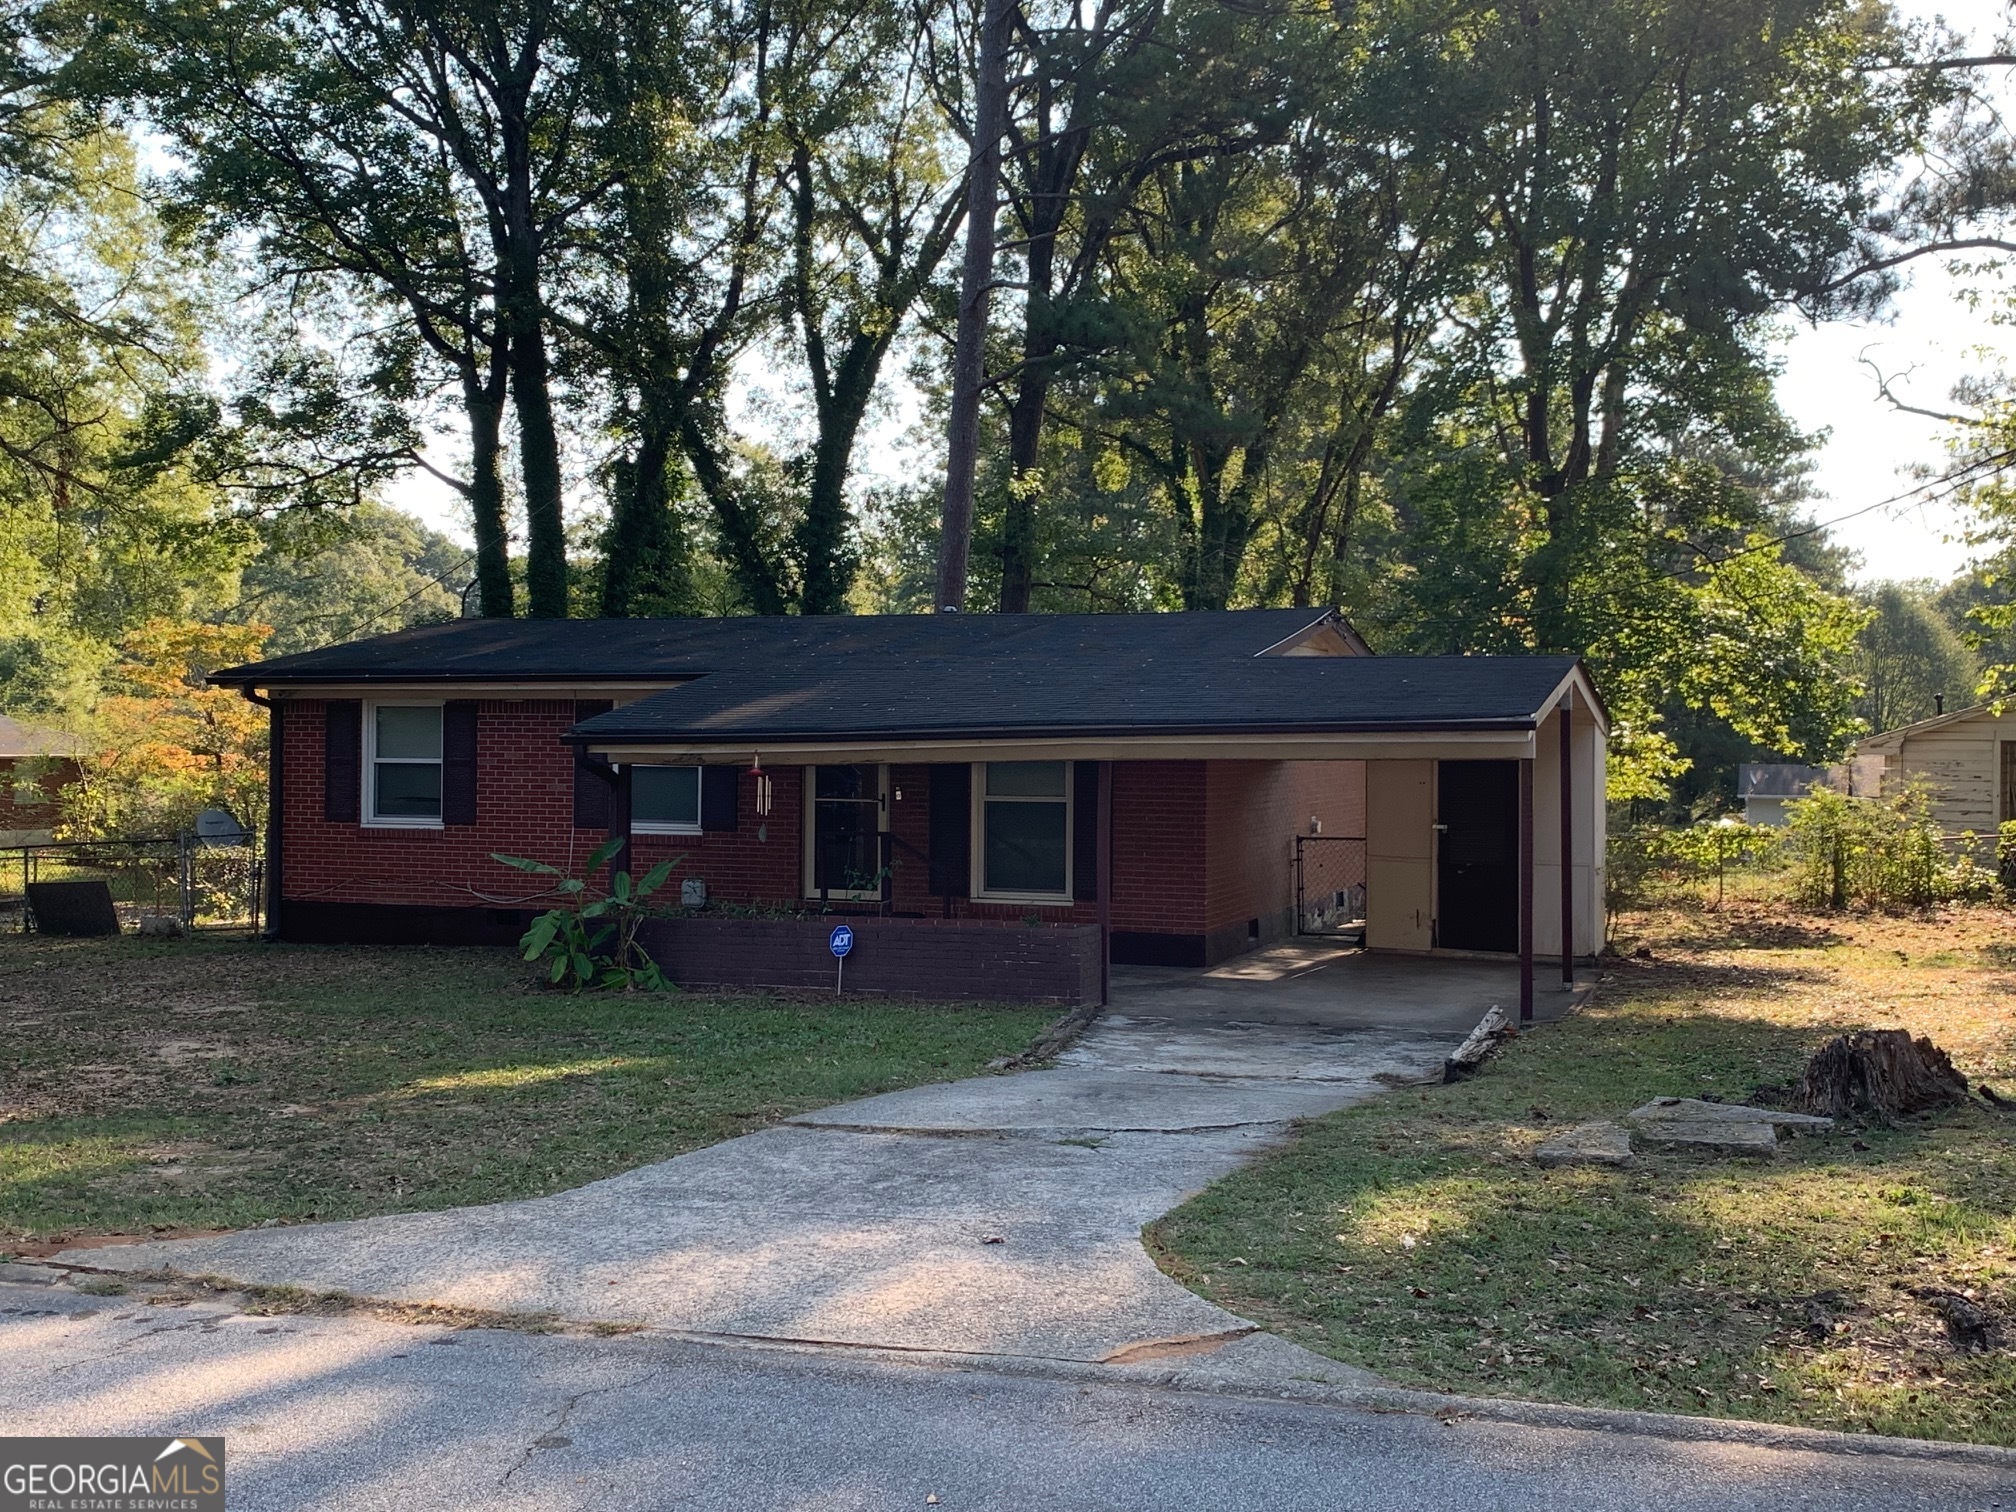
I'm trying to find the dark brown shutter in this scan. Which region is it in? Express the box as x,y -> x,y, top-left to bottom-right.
442,701 -> 478,825
928,763 -> 971,898
572,700 -> 614,829
323,700 -> 361,822
700,766 -> 739,831
608,763 -> 633,878
1073,760 -> 1101,901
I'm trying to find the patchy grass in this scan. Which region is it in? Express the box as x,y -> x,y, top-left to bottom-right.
0,934 -> 1052,1247
1149,903 -> 2016,1447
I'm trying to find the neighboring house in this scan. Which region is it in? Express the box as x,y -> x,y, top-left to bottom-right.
210,610 -> 1607,1006
1739,764 -> 1830,826
1857,704 -> 2016,838
1738,758 -> 1883,826
0,715 -> 80,845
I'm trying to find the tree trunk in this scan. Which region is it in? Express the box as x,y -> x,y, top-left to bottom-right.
796,395 -> 869,615
997,163 -> 1065,614
601,399 -> 690,617
509,321 -> 569,618
462,364 -> 514,618
934,0 -> 1012,614
1794,1029 -> 1969,1119
679,412 -> 790,615
996,341 -> 1053,614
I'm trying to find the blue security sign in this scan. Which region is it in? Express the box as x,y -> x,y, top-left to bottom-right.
829,924 -> 855,958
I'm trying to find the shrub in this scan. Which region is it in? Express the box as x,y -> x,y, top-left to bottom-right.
1782,781 -> 1981,911
492,840 -> 681,991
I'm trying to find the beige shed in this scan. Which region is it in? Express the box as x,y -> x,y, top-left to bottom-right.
1857,704 -> 2016,838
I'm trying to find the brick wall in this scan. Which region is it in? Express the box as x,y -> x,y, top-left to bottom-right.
630,765 -> 802,908
0,756 -> 75,836
1201,760 -> 1365,959
277,704 -> 1349,973
635,915 -> 1103,1003
283,699 -> 585,911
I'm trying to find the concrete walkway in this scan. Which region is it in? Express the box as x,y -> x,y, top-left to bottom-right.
59,984 -> 1467,1367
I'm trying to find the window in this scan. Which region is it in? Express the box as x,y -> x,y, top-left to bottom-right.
367,703 -> 442,825
805,764 -> 884,898
632,765 -> 701,833
974,761 -> 1070,901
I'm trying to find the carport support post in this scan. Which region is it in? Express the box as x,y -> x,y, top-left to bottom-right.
1559,701 -> 1574,988
1519,756 -> 1535,1024
1097,760 -> 1113,1006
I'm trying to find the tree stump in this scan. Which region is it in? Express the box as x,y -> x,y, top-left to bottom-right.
1793,1029 -> 1968,1120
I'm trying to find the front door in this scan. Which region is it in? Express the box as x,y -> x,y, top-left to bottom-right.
1436,760 -> 1518,952
806,764 -> 885,899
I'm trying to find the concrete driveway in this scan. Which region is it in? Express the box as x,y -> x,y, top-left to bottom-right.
57,956 -> 1475,1366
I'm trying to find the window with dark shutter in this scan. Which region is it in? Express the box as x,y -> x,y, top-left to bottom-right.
1073,760 -> 1101,900
442,701 -> 478,825
700,766 -> 739,831
572,700 -> 614,829
927,764 -> 970,898
323,700 -> 361,822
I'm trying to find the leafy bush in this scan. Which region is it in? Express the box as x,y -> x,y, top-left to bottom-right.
1606,815 -> 1784,928
1782,781 -> 1991,911
491,839 -> 680,991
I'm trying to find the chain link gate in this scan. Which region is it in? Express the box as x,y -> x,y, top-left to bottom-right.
5,833 -> 263,934
1295,835 -> 1366,938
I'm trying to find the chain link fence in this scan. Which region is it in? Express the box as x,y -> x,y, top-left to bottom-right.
1295,835 -> 1366,937
3,834 -> 263,935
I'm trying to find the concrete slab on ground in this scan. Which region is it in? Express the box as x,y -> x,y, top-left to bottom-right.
1109,945 -> 1591,1033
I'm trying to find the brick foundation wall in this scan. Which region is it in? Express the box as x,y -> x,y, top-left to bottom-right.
635,915 -> 1103,1003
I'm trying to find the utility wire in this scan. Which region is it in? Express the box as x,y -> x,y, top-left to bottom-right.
336,521 -> 516,642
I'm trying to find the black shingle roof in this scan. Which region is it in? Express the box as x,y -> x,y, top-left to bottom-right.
211,608 -> 1341,684
572,654 -> 1581,744
211,610 -> 1592,744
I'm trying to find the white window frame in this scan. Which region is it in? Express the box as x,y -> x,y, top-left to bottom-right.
970,760 -> 1074,905
803,763 -> 887,901
363,701 -> 444,829
631,764 -> 704,835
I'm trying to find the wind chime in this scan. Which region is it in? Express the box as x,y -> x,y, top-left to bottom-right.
750,753 -> 773,841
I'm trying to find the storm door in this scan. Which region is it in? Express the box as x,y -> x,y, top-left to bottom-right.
805,764 -> 886,899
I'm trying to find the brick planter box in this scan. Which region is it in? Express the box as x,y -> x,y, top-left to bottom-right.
634,915 -> 1104,1004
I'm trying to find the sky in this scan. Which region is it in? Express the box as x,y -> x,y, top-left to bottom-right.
388,0 -> 2016,592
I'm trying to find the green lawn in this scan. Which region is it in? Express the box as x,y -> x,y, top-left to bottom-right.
0,934 -> 1052,1248
1149,904 -> 2016,1447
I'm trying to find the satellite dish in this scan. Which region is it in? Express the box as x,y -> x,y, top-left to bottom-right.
194,808 -> 252,846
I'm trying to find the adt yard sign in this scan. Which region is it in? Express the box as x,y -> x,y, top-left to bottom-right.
829,924 -> 854,995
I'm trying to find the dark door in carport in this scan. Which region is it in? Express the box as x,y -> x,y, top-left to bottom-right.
1436,760 -> 1517,953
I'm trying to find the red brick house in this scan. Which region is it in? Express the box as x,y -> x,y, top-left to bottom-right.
0,715 -> 80,843
212,610 -> 1606,1006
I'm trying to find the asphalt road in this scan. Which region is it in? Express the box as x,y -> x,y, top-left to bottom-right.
2,1282 -> 2006,1512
